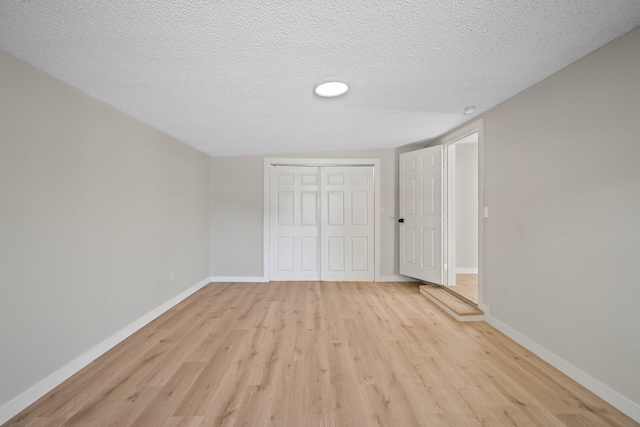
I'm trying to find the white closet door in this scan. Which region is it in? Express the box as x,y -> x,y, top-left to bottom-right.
320,167 -> 374,281
270,166 -> 320,280
399,146 -> 443,284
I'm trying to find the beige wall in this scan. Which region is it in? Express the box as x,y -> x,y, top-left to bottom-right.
0,51 -> 212,407
211,148 -> 400,279
211,154 -> 264,276
454,142 -> 479,270
446,27 -> 640,409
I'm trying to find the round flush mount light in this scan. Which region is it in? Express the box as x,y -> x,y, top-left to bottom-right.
314,81 -> 349,98
464,106 -> 476,115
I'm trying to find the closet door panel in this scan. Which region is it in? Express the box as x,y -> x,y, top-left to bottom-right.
270,166 -> 320,280
320,166 -> 374,281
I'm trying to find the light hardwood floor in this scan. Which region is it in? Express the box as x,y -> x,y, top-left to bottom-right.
4,281 -> 636,426
448,273 -> 478,306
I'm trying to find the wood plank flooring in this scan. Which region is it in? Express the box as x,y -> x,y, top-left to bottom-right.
420,285 -> 483,317
448,273 -> 479,305
4,281 -> 636,427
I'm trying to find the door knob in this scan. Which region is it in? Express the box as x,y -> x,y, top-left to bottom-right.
398,218 -> 404,223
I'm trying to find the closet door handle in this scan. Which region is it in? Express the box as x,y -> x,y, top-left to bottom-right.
398,218 -> 404,223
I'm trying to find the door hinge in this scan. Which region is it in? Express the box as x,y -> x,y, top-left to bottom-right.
444,263 -> 448,271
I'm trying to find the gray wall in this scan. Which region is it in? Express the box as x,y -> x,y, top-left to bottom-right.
450,27 -> 640,408
454,142 -> 479,270
0,51 -> 212,407
211,148 -> 400,278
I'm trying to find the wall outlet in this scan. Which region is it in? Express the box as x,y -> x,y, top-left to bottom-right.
483,207 -> 489,218
170,270 -> 176,281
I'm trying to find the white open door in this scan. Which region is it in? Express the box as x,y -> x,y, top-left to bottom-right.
399,146 -> 444,285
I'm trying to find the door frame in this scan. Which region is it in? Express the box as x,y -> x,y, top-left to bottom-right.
439,119 -> 485,310
263,158 -> 381,282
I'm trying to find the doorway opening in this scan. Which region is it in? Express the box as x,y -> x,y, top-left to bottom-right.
444,132 -> 479,306
398,119 -> 484,314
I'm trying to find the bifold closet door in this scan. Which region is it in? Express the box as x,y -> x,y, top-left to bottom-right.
270,166 -> 321,280
269,165 -> 374,281
320,167 -> 375,281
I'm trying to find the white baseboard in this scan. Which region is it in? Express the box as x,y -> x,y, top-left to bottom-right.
209,276 -> 268,283
456,268 -> 478,274
478,303 -> 491,315
377,274 -> 418,282
485,314 -> 640,423
209,275 -> 416,283
208,275 -> 417,283
0,276 -> 212,426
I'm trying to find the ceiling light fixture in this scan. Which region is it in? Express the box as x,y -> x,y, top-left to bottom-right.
464,106 -> 476,115
314,81 -> 349,98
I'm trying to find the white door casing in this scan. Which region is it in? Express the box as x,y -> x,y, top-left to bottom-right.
399,146 -> 444,285
438,119 -> 484,309
320,167 -> 375,281
445,143 -> 457,286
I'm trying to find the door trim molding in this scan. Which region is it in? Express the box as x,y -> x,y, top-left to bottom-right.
263,158 -> 381,282
440,119 -> 485,310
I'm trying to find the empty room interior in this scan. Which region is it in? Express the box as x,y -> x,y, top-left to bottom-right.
1,2 -> 640,426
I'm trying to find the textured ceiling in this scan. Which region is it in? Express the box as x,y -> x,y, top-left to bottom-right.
1,1 -> 639,156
